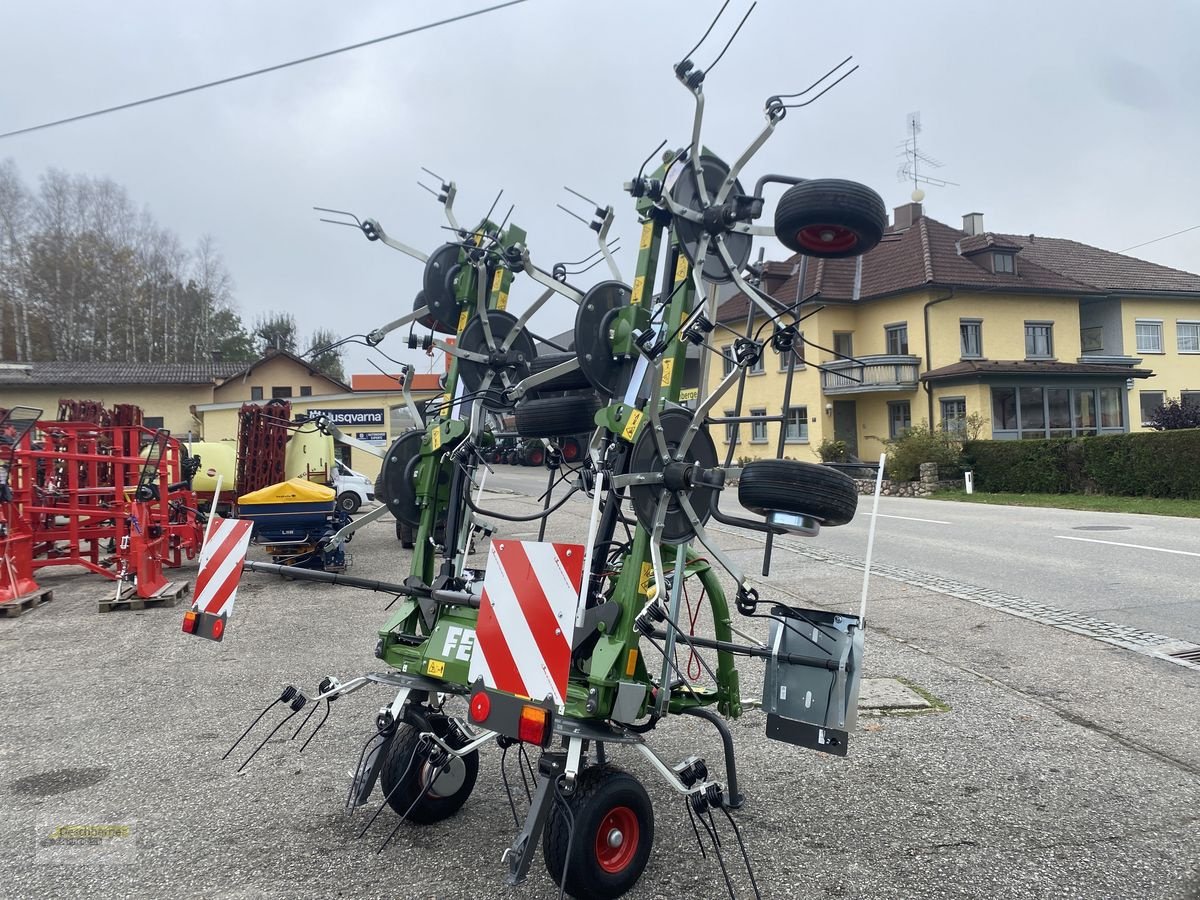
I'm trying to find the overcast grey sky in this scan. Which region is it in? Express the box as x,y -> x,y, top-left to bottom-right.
3,1 -> 1198,378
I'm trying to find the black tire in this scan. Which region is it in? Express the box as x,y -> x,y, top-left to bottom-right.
397,519 -> 414,548
738,459 -> 858,526
543,766 -> 654,900
774,179 -> 887,259
525,444 -> 545,467
515,395 -> 601,439
379,721 -> 478,824
527,351 -> 592,394
337,492 -> 361,515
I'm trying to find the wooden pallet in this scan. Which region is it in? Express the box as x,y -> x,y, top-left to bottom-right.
98,580 -> 191,613
0,587 -> 55,618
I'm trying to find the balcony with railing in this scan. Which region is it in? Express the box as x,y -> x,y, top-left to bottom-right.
820,355 -> 921,395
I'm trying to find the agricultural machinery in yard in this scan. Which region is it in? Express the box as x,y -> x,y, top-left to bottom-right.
218,17 -> 890,899
0,403 -> 204,612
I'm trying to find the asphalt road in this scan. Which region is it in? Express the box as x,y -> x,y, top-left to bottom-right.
2,474 -> 1198,900
485,465 -> 1200,645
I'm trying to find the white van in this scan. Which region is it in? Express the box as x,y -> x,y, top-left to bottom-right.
332,461 -> 376,514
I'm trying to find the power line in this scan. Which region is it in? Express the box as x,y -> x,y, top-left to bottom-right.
0,0 -> 528,141
1118,223 -> 1200,254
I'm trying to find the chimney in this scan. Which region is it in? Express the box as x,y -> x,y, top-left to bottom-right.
962,212 -> 984,236
893,202 -> 923,231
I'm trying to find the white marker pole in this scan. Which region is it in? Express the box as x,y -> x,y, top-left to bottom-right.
203,468 -> 222,548
859,454 -> 886,624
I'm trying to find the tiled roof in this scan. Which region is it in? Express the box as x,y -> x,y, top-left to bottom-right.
350,373 -> 442,392
0,361 -> 244,385
921,359 -> 1153,382
717,210 -> 1200,322
220,348 -> 352,393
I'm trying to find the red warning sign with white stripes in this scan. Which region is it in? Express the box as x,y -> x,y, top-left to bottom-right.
469,540 -> 585,710
183,518 -> 253,640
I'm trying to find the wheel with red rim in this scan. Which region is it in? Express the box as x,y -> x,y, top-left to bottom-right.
774,178 -> 887,259
560,436 -> 583,463
543,765 -> 654,900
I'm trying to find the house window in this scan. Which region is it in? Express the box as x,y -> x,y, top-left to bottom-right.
833,331 -> 853,359
723,410 -> 739,444
785,406 -> 809,442
1024,322 -> 1054,358
960,320 -> 982,359
1178,321 -> 1200,353
993,386 -> 1124,439
271,386 -> 293,399
250,386 -> 263,401
1140,391 -> 1165,425
750,409 -> 768,443
940,398 -> 967,435
143,416 -> 165,431
993,252 -> 1015,274
778,343 -> 805,371
885,323 -> 909,355
888,401 -> 911,438
748,354 -> 765,375
1182,391 -> 1200,409
300,385 -> 313,397
1135,319 -> 1163,353
721,346 -> 735,376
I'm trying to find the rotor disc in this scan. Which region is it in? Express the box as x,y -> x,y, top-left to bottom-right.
379,430 -> 424,526
457,309 -> 536,412
413,289 -> 455,336
573,280 -> 632,397
422,243 -> 464,332
670,155 -> 753,285
628,408 -> 719,545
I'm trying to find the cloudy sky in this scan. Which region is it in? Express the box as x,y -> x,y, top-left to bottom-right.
3,0 -> 1198,378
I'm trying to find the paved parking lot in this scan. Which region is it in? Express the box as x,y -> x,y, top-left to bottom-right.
2,486 -> 1198,899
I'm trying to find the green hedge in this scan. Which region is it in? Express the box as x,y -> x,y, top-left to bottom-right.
962,428 -> 1200,499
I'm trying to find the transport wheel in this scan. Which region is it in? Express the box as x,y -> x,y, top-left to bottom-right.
738,458 -> 858,526
397,519 -> 414,548
774,179 -> 887,258
526,444 -> 545,467
336,492 -> 361,514
528,351 -> 592,393
560,436 -> 583,463
515,395 -> 601,439
543,766 -> 654,900
379,720 -> 478,824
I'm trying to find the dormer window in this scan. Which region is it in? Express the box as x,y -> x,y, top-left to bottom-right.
993,251 -> 1015,274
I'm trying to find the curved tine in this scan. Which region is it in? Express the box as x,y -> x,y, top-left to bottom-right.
703,1 -> 755,76
569,250 -> 619,278
520,252 -> 586,304
556,203 -> 591,227
313,206 -> 362,227
678,0 -> 732,65
557,245 -> 605,270
676,494 -> 746,588
769,55 -> 853,102
500,286 -> 554,352
636,139 -> 669,183
785,64 -> 859,109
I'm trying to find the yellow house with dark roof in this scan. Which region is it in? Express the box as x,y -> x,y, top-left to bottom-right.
709,202 -> 1200,463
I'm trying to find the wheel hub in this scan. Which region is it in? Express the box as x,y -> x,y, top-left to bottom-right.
595,806 -> 639,874
423,755 -> 467,798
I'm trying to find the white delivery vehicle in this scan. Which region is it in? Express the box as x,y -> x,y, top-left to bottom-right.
331,460 -> 375,514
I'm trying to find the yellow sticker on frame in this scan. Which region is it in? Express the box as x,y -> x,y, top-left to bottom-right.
621,408 -> 644,442
427,659 -> 445,677
660,359 -> 675,386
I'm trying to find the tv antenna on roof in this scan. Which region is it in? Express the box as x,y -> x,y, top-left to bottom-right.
897,111 -> 956,202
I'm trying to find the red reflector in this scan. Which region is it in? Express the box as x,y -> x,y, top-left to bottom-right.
211,618 -> 224,640
518,705 -> 548,746
469,692 -> 491,723
182,610 -> 197,634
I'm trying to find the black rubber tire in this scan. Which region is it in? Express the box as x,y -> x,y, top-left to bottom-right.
515,395 -> 601,439
774,179 -> 887,259
738,459 -> 858,526
374,472 -> 388,507
527,351 -> 592,393
397,519 -> 414,548
525,444 -> 545,467
336,492 -> 361,515
543,765 -> 654,900
379,721 -> 478,824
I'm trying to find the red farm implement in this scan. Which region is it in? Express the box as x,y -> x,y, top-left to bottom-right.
0,403 -> 205,611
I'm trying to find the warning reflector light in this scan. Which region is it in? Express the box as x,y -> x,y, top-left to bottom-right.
211,618 -> 224,640
518,705 -> 549,746
182,609 -> 197,634
469,691 -> 491,723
